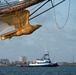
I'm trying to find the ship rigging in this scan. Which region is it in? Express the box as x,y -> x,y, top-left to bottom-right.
0,0 -> 65,19
0,0 -> 66,40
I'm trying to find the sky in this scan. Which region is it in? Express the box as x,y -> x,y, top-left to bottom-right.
0,0 -> 76,62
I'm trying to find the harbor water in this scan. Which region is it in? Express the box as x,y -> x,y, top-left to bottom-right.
0,66 -> 76,75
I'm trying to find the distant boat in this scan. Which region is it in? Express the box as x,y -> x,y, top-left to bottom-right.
29,51 -> 58,67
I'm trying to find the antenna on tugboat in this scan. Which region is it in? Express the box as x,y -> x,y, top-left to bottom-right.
45,45 -> 48,52
45,45 -> 49,54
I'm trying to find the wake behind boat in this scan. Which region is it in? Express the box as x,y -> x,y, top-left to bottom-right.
29,51 -> 58,67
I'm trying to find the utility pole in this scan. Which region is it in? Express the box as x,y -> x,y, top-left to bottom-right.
73,54 -> 74,63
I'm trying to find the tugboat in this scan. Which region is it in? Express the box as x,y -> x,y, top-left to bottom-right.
29,51 -> 58,67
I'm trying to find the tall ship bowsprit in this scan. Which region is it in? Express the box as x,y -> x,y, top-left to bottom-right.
0,0 -> 45,15
0,0 -> 65,40
29,51 -> 58,67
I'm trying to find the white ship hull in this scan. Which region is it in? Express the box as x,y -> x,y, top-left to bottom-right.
29,63 -> 58,67
29,63 -> 50,66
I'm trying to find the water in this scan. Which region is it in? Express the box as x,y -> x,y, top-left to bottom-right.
0,66 -> 76,75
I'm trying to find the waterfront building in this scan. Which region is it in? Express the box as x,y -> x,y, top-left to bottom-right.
0,59 -> 9,65
19,0 -> 25,2
15,61 -> 20,64
19,56 -> 27,63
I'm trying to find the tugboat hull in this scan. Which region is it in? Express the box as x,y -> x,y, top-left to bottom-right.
29,63 -> 58,67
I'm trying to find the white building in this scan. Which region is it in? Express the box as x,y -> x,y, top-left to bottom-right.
19,0 -> 25,2
19,56 -> 27,63
0,59 -> 9,64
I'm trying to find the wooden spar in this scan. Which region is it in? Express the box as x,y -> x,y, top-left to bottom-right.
0,0 -> 44,15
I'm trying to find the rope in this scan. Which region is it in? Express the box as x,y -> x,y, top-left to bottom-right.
30,1 -> 49,17
29,0 -> 65,20
30,2 -> 42,11
53,0 -> 71,29
4,0 -> 11,6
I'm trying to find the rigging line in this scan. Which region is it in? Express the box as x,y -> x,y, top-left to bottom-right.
30,2 -> 42,11
29,0 -> 65,20
29,0 -> 49,17
4,0 -> 11,6
53,0 -> 71,29
50,0 -> 53,6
